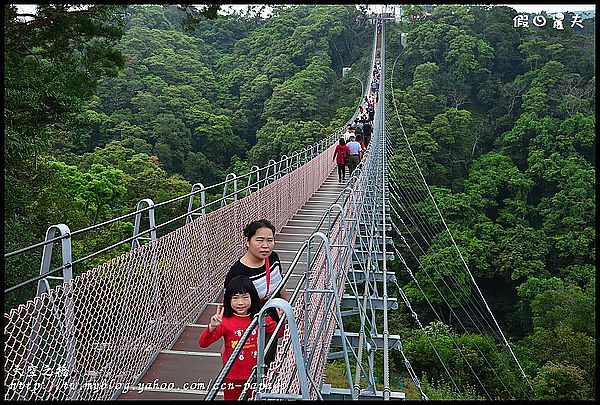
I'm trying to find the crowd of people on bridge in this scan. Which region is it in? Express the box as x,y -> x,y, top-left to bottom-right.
371,58 -> 381,102
332,56 -> 381,183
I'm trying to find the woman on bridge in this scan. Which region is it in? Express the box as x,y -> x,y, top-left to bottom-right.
224,219 -> 288,367
333,138 -> 350,183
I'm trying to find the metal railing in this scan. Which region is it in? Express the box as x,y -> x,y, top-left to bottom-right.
4,128 -> 347,300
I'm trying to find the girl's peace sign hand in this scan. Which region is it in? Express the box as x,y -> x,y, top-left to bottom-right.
209,305 -> 224,331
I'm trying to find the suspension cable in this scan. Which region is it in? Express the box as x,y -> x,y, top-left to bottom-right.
387,50 -> 533,397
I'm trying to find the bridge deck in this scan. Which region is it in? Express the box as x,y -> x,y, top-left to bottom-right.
118,168 -> 347,400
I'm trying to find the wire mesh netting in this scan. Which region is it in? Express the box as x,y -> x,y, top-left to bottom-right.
4,144 -> 335,401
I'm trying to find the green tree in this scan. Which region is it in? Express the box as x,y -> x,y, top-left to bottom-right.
445,33 -> 494,89
425,108 -> 480,186
463,152 -> 533,225
533,362 -> 591,400
404,5 -> 424,25
193,113 -> 247,167
47,161 -> 127,223
495,225 -> 549,282
247,118 -> 325,165
150,113 -> 190,173
4,4 -> 125,172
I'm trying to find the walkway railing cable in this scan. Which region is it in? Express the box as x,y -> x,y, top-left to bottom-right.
4,128 -> 350,297
385,136 -> 520,394
378,26 -> 391,399
385,122 -> 532,399
386,76 -> 519,401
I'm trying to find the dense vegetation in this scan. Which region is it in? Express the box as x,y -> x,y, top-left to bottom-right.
383,5 -> 595,400
4,4 -> 595,401
4,4 -> 371,309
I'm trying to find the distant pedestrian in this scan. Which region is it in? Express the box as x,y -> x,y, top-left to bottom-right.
367,104 -> 375,122
355,134 -> 366,159
362,121 -> 372,146
343,124 -> 354,142
354,118 -> 364,133
372,80 -> 379,93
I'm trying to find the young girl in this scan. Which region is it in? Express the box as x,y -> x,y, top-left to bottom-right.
199,275 -> 284,400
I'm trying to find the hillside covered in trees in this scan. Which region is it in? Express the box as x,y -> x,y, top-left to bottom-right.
4,4 -> 595,401
4,4 -> 371,307
382,5 -> 595,400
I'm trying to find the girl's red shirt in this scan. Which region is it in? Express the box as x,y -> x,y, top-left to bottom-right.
199,313 -> 283,380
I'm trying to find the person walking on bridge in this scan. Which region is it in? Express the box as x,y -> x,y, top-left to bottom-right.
333,138 -> 350,183
362,120 -> 372,147
367,102 -> 375,123
342,124 -> 354,142
225,219 -> 288,367
355,134 -> 366,159
346,135 -> 362,176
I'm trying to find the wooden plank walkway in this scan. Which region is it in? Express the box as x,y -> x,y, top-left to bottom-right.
118,168 -> 347,400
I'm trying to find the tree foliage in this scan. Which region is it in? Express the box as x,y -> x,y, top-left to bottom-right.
4,5 -> 370,309
387,5 -> 595,400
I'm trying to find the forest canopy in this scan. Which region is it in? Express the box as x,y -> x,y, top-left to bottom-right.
384,4 -> 594,400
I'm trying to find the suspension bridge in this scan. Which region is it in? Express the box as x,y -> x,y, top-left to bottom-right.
4,20 -> 532,401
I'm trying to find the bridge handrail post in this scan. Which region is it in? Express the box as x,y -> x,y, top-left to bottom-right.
256,298 -> 310,400
291,150 -> 300,170
325,201 -> 363,304
186,182 -> 206,223
37,224 -> 73,296
305,231 -> 356,399
30,223 -> 77,399
343,185 -> 361,237
221,172 -> 238,207
266,159 -> 277,185
246,165 -> 260,196
131,198 -> 156,249
279,154 -> 289,177
325,203 -> 356,283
